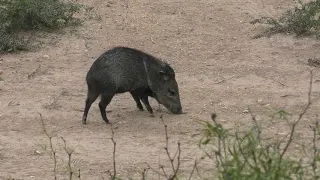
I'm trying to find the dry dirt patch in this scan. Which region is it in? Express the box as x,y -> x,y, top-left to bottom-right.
0,0 -> 320,179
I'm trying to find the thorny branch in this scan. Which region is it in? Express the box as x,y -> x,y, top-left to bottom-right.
210,113 -> 226,173
311,118 -> 319,179
280,71 -> 313,162
110,124 -> 117,180
145,163 -> 167,179
159,115 -> 182,180
248,108 -> 262,141
141,168 -> 149,180
39,113 -> 57,180
61,137 -> 74,180
78,169 -> 81,180
188,159 -> 199,180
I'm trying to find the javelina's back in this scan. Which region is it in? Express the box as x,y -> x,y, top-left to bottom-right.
86,47 -> 159,93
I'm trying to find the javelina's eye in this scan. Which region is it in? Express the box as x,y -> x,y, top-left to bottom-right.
168,89 -> 175,96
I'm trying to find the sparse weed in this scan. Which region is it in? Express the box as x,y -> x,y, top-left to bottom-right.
42,93 -> 62,109
251,0 -> 320,38
39,113 -> 80,180
0,0 -> 84,53
197,72 -> 320,180
199,113 -> 306,180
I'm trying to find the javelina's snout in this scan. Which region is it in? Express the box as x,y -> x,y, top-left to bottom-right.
171,107 -> 183,114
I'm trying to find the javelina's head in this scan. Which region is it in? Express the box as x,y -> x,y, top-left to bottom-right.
150,62 -> 182,114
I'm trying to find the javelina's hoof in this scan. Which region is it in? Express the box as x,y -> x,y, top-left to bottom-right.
82,116 -> 87,124
137,105 -> 144,111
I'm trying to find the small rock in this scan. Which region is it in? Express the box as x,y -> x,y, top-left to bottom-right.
277,132 -> 286,135
43,55 -> 50,59
8,101 -> 20,106
257,99 -> 263,103
34,150 -> 42,155
0,70 -> 3,75
242,109 -> 249,113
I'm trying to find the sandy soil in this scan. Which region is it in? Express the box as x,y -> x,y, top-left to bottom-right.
1,0 -> 320,179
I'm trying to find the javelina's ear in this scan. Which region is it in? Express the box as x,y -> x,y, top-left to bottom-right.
159,70 -> 170,81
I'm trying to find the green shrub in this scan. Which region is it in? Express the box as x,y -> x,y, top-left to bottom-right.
198,106 -> 320,180
0,0 -> 83,52
199,113 -> 304,180
251,0 -> 320,38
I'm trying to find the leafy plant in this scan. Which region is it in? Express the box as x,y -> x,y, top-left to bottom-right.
251,0 -> 320,38
0,0 -> 83,52
198,72 -> 320,180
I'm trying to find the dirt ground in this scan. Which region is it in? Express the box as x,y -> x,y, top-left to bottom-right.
1,0 -> 320,179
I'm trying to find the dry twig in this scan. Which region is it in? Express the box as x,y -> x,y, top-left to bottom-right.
61,137 -> 74,180
188,159 -> 199,180
39,113 -> 57,180
280,71 -> 313,162
160,115 -> 181,180
311,117 -> 319,179
110,124 -> 117,180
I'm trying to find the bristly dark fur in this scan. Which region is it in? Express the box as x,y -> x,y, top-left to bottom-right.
82,46 -> 182,124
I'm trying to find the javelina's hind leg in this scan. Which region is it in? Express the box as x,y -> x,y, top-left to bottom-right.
99,93 -> 114,124
130,92 -> 144,111
82,88 -> 100,124
140,95 -> 154,117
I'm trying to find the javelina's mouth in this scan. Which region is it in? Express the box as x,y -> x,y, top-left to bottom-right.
170,106 -> 183,114
172,110 -> 183,114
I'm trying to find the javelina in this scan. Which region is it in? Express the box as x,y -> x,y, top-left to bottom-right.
82,46 -> 182,124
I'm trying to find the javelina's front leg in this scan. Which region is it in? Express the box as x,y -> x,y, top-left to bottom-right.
140,95 -> 154,117
130,92 -> 144,111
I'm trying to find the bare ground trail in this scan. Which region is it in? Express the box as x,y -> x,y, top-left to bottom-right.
1,0 -> 320,179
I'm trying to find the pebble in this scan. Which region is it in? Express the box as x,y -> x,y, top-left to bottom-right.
34,150 -> 42,155
43,55 -> 50,59
242,109 -> 249,113
0,70 -> 2,75
277,132 -> 286,135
